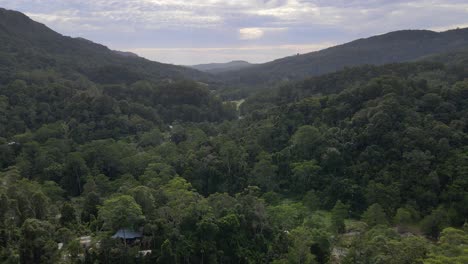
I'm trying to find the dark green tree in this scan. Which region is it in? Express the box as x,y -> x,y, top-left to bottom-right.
331,200 -> 349,234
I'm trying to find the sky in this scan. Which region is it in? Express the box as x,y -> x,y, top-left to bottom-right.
1,0 -> 468,65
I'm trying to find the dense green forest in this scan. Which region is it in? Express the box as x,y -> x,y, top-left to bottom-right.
1,8 -> 468,264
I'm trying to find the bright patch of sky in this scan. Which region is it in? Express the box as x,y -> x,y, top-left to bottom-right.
1,0 -> 467,65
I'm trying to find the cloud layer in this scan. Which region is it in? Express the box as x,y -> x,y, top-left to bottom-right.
1,0 -> 467,64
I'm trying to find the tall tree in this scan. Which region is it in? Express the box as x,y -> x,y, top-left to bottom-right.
98,195 -> 144,232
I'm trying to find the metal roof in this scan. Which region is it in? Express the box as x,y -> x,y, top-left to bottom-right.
111,228 -> 142,239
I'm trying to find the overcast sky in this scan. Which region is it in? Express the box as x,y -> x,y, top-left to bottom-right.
1,0 -> 468,65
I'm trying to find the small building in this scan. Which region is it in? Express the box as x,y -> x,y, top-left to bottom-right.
79,236 -> 92,248
112,228 -> 143,244
138,250 -> 152,256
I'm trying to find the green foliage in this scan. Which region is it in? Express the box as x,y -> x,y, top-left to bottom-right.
421,207 -> 450,238
81,191 -> 101,223
60,202 -> 76,226
291,126 -> 324,160
250,152 -> 278,191
285,226 -> 318,264
19,219 -> 58,264
302,190 -> 320,211
138,128 -> 163,148
424,228 -> 468,264
98,195 -> 144,231
362,203 -> 388,228
268,202 -> 306,231
291,160 -> 321,194
344,226 -> 429,264
331,201 -> 349,234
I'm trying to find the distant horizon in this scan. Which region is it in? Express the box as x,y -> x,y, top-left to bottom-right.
146,27 -> 468,66
125,43 -> 335,66
82,26 -> 468,66
187,60 -> 254,67
1,0 -> 467,64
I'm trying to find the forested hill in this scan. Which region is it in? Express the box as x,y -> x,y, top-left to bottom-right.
0,8 -> 238,141
0,8 -> 214,85
218,28 -> 468,88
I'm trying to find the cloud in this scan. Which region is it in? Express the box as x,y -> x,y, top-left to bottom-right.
239,28 -> 264,40
239,27 -> 288,40
251,0 -> 320,21
6,1 -> 468,35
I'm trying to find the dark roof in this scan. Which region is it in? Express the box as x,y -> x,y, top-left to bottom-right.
111,228 -> 142,239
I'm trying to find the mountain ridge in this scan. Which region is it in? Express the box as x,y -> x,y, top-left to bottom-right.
217,28 -> 468,88
0,7 -> 214,85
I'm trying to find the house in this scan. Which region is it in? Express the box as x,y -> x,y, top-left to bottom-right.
112,228 -> 143,245
138,250 -> 152,256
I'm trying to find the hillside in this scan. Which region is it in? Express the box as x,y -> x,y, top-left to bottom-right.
0,8 -> 214,85
0,8 -> 237,141
190,60 -> 254,74
236,52 -> 468,262
219,28 -> 468,88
